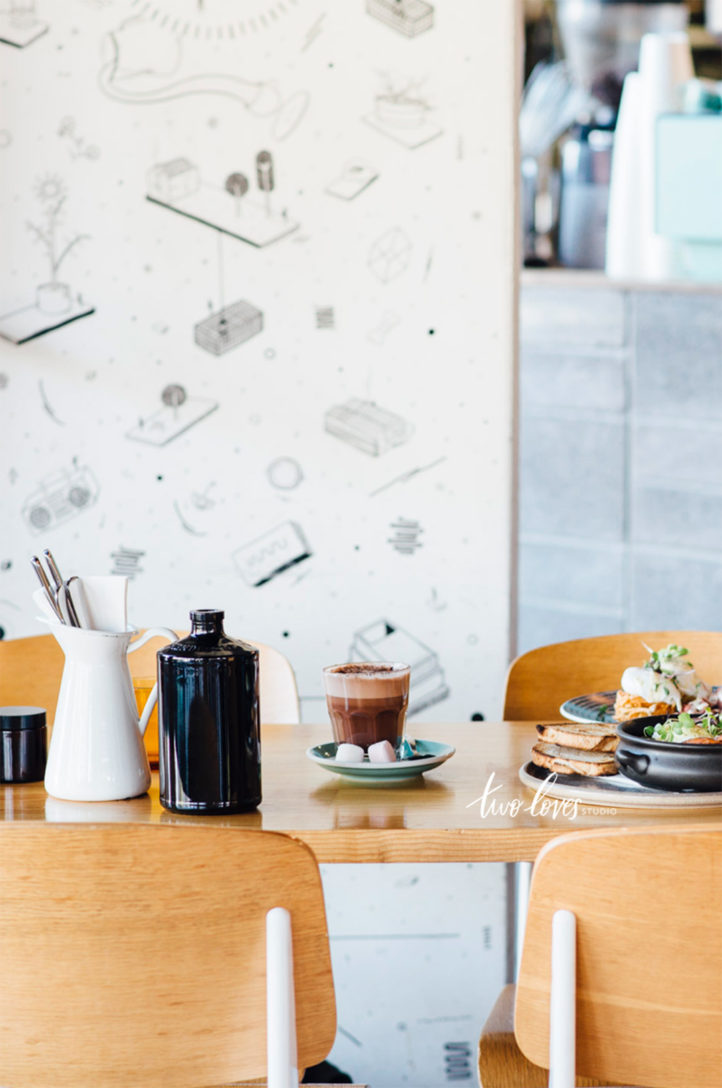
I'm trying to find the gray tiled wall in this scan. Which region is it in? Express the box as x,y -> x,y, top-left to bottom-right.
518,280 -> 722,654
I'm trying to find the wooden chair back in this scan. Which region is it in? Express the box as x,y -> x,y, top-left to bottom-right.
0,630 -> 301,726
514,826 -> 722,1087
503,630 -> 722,720
0,823 -> 336,1088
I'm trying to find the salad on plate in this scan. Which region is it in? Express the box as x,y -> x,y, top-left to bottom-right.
644,708 -> 722,745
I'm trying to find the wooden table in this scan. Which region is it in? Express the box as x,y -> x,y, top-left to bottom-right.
3,723 -> 720,862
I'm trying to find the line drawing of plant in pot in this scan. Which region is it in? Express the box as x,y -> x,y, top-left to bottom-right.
26,174 -> 90,315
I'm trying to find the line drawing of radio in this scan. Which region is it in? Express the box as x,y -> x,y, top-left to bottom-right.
349,618 -> 450,715
232,520 -> 312,587
22,464 -> 99,534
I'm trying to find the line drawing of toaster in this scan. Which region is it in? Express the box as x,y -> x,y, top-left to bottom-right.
324,398 -> 413,456
22,464 -> 100,534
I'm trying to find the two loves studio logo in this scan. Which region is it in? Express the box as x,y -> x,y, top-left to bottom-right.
466,771 -> 618,821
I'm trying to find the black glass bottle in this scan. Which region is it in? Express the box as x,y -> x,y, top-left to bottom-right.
157,610 -> 261,813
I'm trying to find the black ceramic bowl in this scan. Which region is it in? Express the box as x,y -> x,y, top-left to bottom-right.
615,717 -> 722,792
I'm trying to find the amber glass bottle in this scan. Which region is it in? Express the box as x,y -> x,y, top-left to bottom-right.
157,610 -> 261,813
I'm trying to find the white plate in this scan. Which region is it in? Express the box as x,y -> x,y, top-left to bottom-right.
519,760 -> 722,809
306,739 -> 455,784
559,691 -> 617,724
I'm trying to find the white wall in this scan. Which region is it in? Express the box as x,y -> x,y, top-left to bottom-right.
0,0 -> 518,722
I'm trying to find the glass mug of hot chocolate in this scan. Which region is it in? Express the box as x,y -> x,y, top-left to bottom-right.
322,662 -> 410,756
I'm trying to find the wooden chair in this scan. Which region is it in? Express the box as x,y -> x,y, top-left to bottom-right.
479,826 -> 722,1088
0,823 -> 338,1088
503,630 -> 722,721
0,630 -> 300,741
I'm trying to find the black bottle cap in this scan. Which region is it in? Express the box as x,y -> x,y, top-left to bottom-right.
0,706 -> 47,731
190,610 -> 224,622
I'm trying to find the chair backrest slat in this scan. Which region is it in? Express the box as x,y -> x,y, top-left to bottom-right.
515,826 -> 722,1088
0,823 -> 336,1088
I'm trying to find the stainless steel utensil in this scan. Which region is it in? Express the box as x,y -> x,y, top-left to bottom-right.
29,551 -> 82,627
30,556 -> 65,623
41,549 -> 81,627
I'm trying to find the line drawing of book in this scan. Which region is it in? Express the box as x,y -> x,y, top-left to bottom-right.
366,0 -> 434,38
324,398 -> 413,456
349,618 -> 450,715
194,300 -> 264,355
232,520 -> 312,587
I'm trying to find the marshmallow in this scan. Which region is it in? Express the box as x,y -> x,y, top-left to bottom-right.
335,743 -> 364,762
367,740 -> 397,763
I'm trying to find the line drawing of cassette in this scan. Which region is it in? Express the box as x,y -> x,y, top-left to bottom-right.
194,299 -> 264,355
367,227 -> 413,283
325,159 -> 379,200
349,618 -> 450,715
22,464 -> 100,534
324,398 -> 413,456
366,0 -> 434,37
232,520 -> 312,587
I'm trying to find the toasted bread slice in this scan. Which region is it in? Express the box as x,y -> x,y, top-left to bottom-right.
535,722 -> 618,752
531,742 -> 617,777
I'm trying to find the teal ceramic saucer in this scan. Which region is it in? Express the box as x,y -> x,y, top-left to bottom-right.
306,739 -> 455,784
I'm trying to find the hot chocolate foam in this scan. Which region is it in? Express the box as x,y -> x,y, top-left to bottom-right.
323,661 -> 409,700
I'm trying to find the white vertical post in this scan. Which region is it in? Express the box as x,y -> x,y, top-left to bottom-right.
549,909 -> 576,1088
514,861 -> 533,979
267,906 -> 298,1088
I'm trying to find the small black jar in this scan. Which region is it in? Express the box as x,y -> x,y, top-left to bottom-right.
157,610 -> 261,813
0,706 -> 47,784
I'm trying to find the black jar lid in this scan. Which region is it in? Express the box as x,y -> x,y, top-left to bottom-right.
190,609 -> 224,622
0,706 -> 47,731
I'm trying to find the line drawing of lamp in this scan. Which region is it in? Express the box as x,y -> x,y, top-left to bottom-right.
146,156 -> 299,248
126,385 -> 218,447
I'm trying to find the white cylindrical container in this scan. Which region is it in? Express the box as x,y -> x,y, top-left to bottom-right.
605,72 -> 644,278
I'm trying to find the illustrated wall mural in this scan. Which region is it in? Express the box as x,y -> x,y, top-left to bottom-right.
0,0 -> 517,723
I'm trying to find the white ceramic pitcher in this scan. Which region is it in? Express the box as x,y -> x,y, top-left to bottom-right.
44,624 -> 176,802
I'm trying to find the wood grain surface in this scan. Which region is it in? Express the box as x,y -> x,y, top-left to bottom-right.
0,823 -> 336,1088
4,723 -> 720,863
515,826 -> 722,1087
